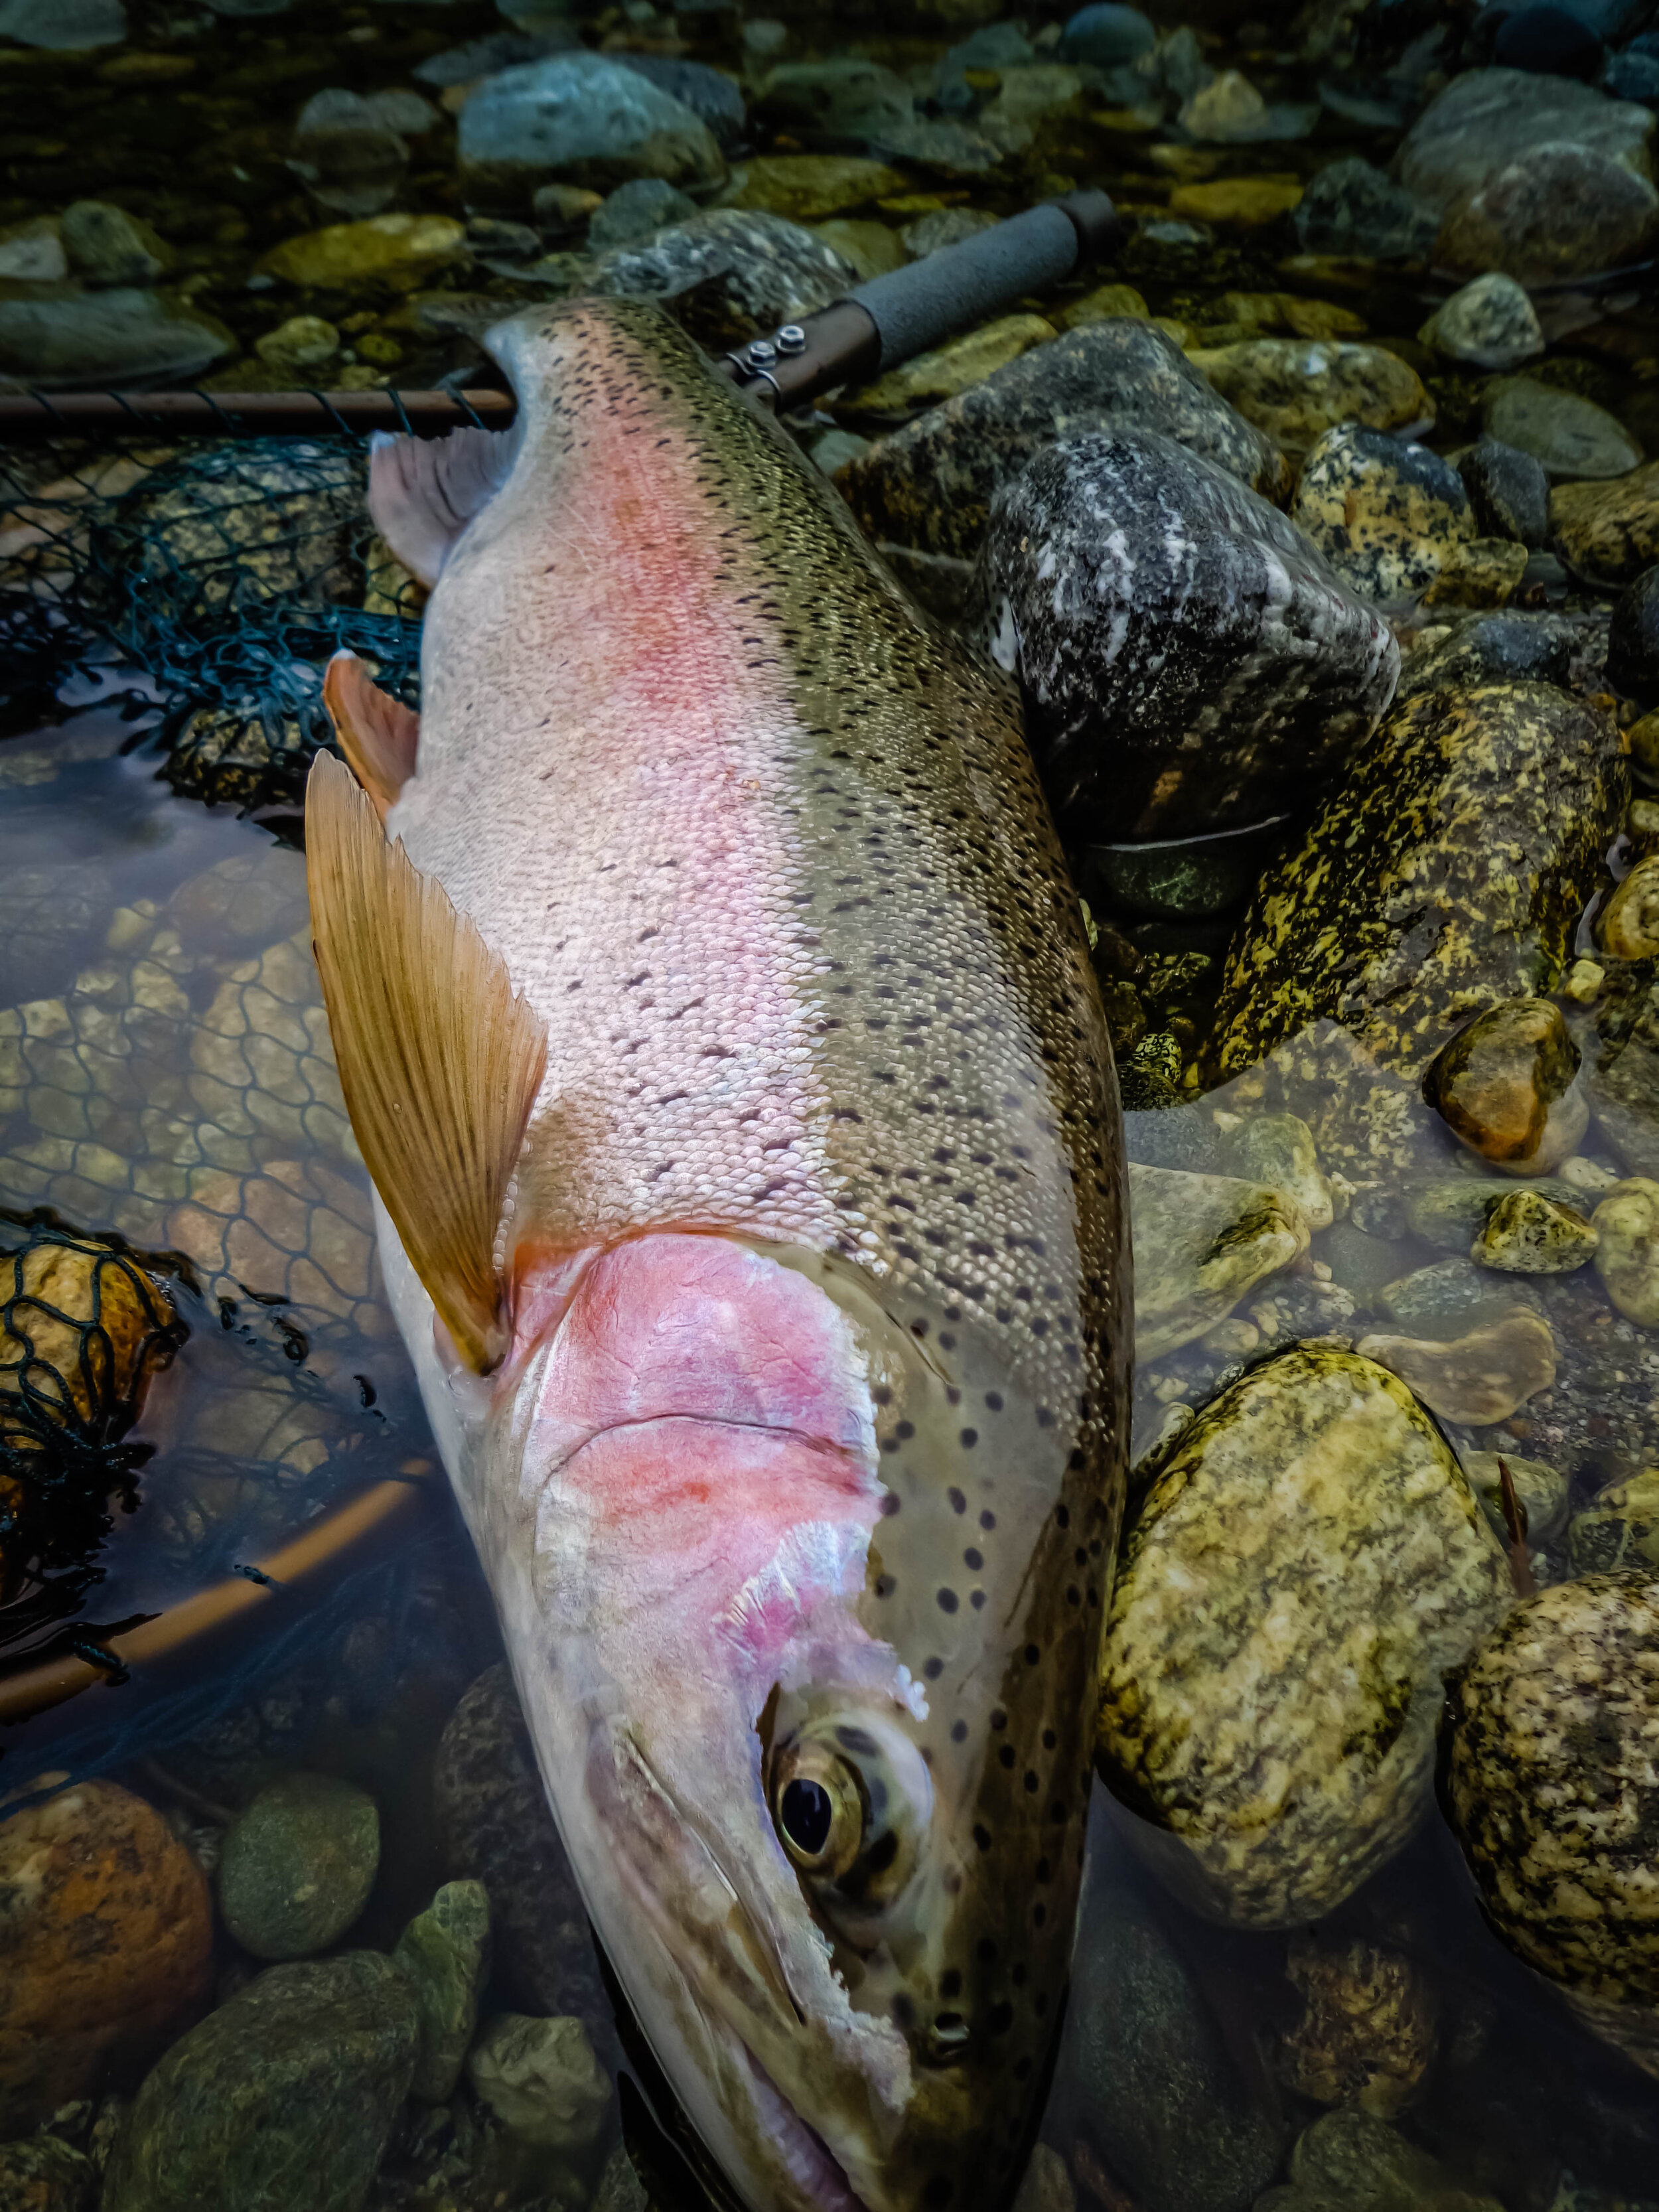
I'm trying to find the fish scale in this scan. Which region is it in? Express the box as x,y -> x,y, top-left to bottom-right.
311,295 -> 1129,2212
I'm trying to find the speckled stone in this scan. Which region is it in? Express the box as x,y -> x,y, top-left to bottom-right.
217,1773 -> 379,1963
1214,684 -> 1626,1104
1419,273 -> 1542,372
1378,1255 -> 1540,1341
1599,854 -> 1659,960
392,1880 -> 491,2104
1394,67 -> 1654,215
1482,377 -> 1643,483
835,317 -> 1289,559
1224,1112 -> 1334,1231
1275,1934 -> 1439,2116
1439,141 -> 1659,285
1357,1308 -> 1557,1422
1569,1467 -> 1659,1575
1188,338 -> 1430,455
1285,2108 -> 1504,2212
1128,1161 -> 1309,1360
1098,1345 -> 1510,1927
1441,1572 -> 1659,2073
585,210 -> 857,348
1593,1177 -> 1659,1325
1293,158 -> 1437,261
0,2138 -> 93,2211
1607,569 -> 1659,711
1424,998 -> 1586,1175
1404,1176 -> 1586,1252
1455,440 -> 1551,548
1419,537 -> 1528,610
1472,1187 -> 1599,1273
975,428 -> 1397,841
1290,425 -> 1474,603
1552,463 -> 1659,586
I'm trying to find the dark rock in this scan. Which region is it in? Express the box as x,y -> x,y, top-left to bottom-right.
0,2137 -> 92,2211
1066,1878 -> 1285,2212
100,1954 -> 419,2212
1212,683 -> 1626,1179
835,319 -> 1289,561
413,32 -> 574,88
217,1773 -> 380,1964
392,1880 -> 491,2104
585,209 -> 856,347
1396,611 -> 1601,700
1484,377 -> 1644,481
1290,424 -> 1474,604
433,1664 -> 606,2028
1440,139 -> 1659,284
1122,1106 -> 1226,1173
757,58 -> 914,143
1275,1933 -> 1440,2116
1058,3 -> 1156,64
587,178 -> 698,253
1553,461 -> 1659,585
1607,567 -> 1659,705
612,55 -> 747,149
1394,66 -> 1654,212
1287,2110 -> 1504,2209
0,289 -> 233,388
457,54 -> 725,206
976,427 -> 1398,840
1424,998 -> 1587,1173
1606,46 -> 1659,101
0,0 -> 125,44
60,200 -> 169,286
288,91 -> 407,220
1493,4 -> 1603,77
1442,1572 -> 1659,2077
1457,439 -> 1550,546
1293,157 -> 1439,259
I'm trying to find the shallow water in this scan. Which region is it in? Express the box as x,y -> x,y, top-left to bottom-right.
7,1 -> 1659,2209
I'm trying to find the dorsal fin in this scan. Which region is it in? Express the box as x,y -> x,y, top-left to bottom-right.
305,752 -> 547,1373
324,650 -> 419,823
367,423 -> 519,587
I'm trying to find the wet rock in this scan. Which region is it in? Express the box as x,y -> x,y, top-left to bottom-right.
0,2137 -> 92,2211
1128,1161 -> 1309,1359
288,90 -> 407,220
1098,1345 -> 1510,1925
1569,1467 -> 1659,1574
1439,139 -> 1659,285
901,206 -> 998,257
1285,2108 -> 1503,2211
0,1782 -> 211,2135
0,289 -> 233,388
593,2143 -> 650,2212
1607,44 -> 1659,99
1167,177 -> 1305,228
1464,1448 -> 1569,1545
613,56 -> 746,151
1472,1187 -> 1599,1272
101,1953 -> 419,2212
1419,273 -> 1542,372
1214,684 -> 1625,1114
758,58 -> 914,143
1592,1177 -> 1659,1324
1554,463 -> 1659,585
1607,571 -> 1659,709
1059,2 -> 1155,64
1068,1878 -> 1283,2212
0,214 -> 64,282
1289,425 -> 1473,602
257,213 -> 468,290
532,183 -> 603,236
1293,158 -> 1438,260
1275,1934 -> 1439,2116
1419,536 -> 1529,610
975,428 -> 1396,840
1442,1573 -> 1659,2075
1425,998 -> 1587,1175
1403,1175 -> 1586,1252
467,2014 -> 610,2157
1494,2 -> 1604,75
392,1880 -> 490,2104
723,154 -> 906,222
1395,609 -> 1593,696
1600,855 -> 1659,959
253,315 -> 339,381
1224,1112 -> 1334,1230
0,0 -> 125,45
836,318 -> 1289,561
1355,1309 -> 1557,1421
217,1773 -> 378,1963
809,218 -> 903,279
1394,66 -> 1654,213
1456,440 -> 1550,547
1010,2144 -> 1073,2212
846,315 -> 1055,413
1377,1254 -> 1541,1340
1188,338 -> 1430,453
1179,70 -> 1269,140
457,54 -> 725,204
59,201 -> 168,287
587,209 -> 856,347
433,1664 -> 603,2024
587,177 -> 697,254
1482,376 -> 1642,482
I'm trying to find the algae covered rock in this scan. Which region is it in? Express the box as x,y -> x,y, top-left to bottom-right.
1599,853 -> 1659,960
835,318 -> 1289,560
1553,463 -> 1659,587
393,1880 -> 491,2104
1098,1345 -> 1510,1927
1592,1176 -> 1659,1325
975,427 -> 1397,842
1569,1467 -> 1659,1574
1441,1572 -> 1659,2075
217,1772 -> 380,1962
1289,424 -> 1474,605
1275,1935 -> 1439,2116
1129,1162 -> 1309,1360
1188,339 -> 1431,454
1214,683 -> 1625,1115
1463,1449 -> 1569,1547
102,1953 -> 419,2212
1283,2108 -> 1504,2212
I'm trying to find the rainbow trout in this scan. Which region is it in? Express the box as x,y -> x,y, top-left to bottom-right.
307,297 -> 1128,2212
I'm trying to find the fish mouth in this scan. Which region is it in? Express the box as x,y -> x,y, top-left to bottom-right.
719,2018 -> 872,2212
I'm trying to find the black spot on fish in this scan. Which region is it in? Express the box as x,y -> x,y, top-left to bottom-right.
1025,1643 -> 1041,1664
940,1968 -> 962,1999
980,1509 -> 997,1530
835,1725 -> 880,1757
999,1745 -> 1016,1769
960,1428 -> 978,1448
938,1587 -> 959,1614
924,1657 -> 944,1679
951,1719 -> 968,1743
948,1487 -> 966,1514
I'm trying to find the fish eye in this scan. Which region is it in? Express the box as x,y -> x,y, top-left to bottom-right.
770,1737 -> 866,1880
768,1708 -> 933,1912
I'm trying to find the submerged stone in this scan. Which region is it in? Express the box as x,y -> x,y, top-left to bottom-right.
1098,1345 -> 1510,1926
1456,439 -> 1550,548
1394,66 -> 1654,212
587,177 -> 697,253
1599,853 -> 1659,958
1438,141 -> 1659,285
1355,1309 -> 1557,1422
975,427 -> 1397,840
1418,272 -> 1542,372
1223,1112 -> 1334,1231
1607,571 -> 1659,710
467,2013 -> 611,2153
393,1880 -> 491,2104
1275,1934 -> 1440,2117
1293,157 -> 1437,260
218,1772 -> 380,1962
1592,1177 -> 1659,1325
845,315 -> 1055,413
1471,1187 -> 1599,1272
835,318 -> 1289,560
723,154 -> 907,222
586,210 -> 857,347
0,288 -> 233,387
1424,997 -> 1586,1174
1290,425 -> 1473,603
1187,338 -> 1429,453
1128,1161 -> 1308,1359
457,53 -> 725,202
1286,2109 -> 1504,2212
1463,1448 -> 1569,1545
1394,609 -> 1593,698
1552,462 -> 1659,586
1568,1466 -> 1659,1574
258,212 -> 468,289
1482,376 -> 1642,482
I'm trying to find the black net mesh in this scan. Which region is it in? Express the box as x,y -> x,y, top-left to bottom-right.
0,429 -> 424,816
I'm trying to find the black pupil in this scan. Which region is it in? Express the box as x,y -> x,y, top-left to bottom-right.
780,1777 -> 835,1857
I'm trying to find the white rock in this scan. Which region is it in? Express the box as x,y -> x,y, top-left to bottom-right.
1419,273 -> 1544,372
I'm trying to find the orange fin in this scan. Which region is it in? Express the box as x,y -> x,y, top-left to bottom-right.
324,651 -> 419,823
305,753 -> 547,1373
367,424 -> 518,587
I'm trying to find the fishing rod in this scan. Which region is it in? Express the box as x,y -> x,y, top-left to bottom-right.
0,189 -> 1122,443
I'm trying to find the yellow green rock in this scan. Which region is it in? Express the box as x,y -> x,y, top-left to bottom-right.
1166,177 -> 1303,228
257,214 -> 469,291
1189,337 -> 1429,451
723,156 -> 908,223
843,313 -> 1055,413
810,218 -> 906,281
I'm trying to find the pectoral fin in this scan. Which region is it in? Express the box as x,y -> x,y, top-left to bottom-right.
368,423 -> 520,587
305,752 -> 547,1372
323,651 -> 419,822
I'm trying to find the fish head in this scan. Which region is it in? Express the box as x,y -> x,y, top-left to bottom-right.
482,1234 -> 1110,2212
